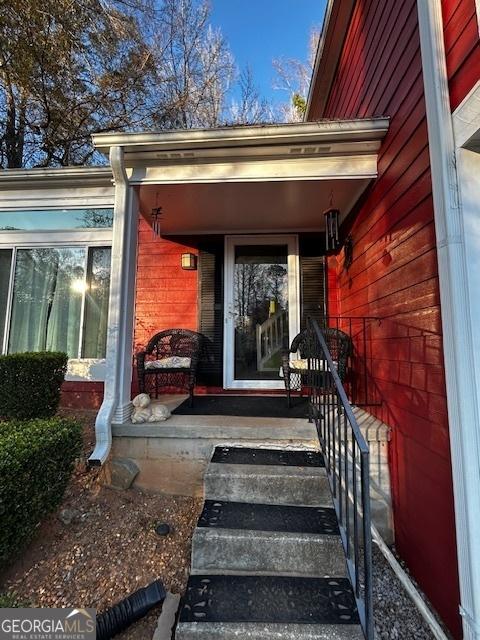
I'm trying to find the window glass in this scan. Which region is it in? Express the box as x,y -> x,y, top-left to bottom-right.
82,247 -> 111,358
0,208 -> 113,231
8,248 -> 86,358
0,249 -> 12,349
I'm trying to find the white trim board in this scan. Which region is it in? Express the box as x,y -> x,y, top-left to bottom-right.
418,3 -> 480,639
0,229 -> 112,247
453,79 -> 480,150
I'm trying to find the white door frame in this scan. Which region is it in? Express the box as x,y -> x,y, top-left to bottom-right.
223,234 -> 300,390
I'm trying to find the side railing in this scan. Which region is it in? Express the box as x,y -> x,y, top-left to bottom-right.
308,317 -> 373,640
256,308 -> 287,371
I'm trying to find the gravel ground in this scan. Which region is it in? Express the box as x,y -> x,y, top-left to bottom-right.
373,544 -> 451,640
0,411 -> 202,640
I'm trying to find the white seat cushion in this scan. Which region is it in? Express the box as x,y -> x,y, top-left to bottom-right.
279,358 -> 337,378
145,356 -> 191,370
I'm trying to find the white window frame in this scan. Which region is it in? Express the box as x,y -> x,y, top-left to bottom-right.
0,227 -> 112,382
476,0 -> 480,36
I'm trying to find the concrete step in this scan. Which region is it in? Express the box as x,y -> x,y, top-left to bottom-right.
176,574 -> 363,640
204,463 -> 332,507
191,527 -> 346,577
176,622 -> 365,640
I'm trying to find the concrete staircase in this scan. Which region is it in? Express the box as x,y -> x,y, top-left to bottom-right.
175,446 -> 364,640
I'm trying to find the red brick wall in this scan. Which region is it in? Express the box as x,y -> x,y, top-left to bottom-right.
309,0 -> 461,634
132,213 -> 199,393
60,382 -> 104,410
134,214 -> 199,350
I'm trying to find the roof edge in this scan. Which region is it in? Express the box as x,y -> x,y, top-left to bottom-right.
305,0 -> 356,121
92,118 -> 388,155
0,165 -> 112,187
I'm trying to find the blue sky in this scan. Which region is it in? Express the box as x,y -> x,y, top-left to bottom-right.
209,1 -> 327,106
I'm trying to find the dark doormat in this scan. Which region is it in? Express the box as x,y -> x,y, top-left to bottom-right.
172,395 -> 310,418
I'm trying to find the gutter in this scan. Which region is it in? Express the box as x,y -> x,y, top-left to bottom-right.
92,117 -> 387,155
304,0 -> 356,121
417,2 -> 480,638
305,0 -> 335,118
89,146 -> 130,465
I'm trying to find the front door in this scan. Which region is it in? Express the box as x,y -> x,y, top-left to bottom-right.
224,235 -> 300,389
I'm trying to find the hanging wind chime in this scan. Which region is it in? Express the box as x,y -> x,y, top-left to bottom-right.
151,194 -> 162,238
324,191 -> 341,253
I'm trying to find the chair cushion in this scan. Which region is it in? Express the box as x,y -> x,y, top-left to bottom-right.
145,356 -> 191,370
279,358 -> 337,378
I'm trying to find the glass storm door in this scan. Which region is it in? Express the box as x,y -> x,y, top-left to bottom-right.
224,235 -> 300,389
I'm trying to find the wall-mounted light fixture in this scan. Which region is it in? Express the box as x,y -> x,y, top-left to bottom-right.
181,253 -> 197,270
324,207 -> 341,252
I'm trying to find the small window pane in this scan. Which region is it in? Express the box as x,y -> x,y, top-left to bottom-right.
0,249 -> 12,351
82,247 -> 111,358
0,208 -> 113,231
8,247 -> 86,358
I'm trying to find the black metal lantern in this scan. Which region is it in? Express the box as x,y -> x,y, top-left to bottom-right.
324,208 -> 340,252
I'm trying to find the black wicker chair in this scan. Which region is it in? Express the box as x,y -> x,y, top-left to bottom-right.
281,327 -> 352,408
136,329 -> 203,407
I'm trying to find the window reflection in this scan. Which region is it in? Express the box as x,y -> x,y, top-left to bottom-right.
0,208 -> 113,231
234,245 -> 289,380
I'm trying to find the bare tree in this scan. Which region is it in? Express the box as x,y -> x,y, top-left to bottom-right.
149,0 -> 235,129
227,66 -> 273,126
272,28 -> 320,122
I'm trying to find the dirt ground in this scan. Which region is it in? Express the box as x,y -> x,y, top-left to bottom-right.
0,410 -> 202,639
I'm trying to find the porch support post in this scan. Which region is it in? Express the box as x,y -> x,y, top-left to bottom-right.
89,145 -> 138,465
418,2 -> 480,638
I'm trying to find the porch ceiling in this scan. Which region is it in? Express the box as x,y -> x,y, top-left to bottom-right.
137,178 -> 370,234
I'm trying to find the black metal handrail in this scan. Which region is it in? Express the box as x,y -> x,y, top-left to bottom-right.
308,317 -> 374,639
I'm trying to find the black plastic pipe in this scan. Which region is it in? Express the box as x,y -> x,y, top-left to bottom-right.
96,579 -> 166,640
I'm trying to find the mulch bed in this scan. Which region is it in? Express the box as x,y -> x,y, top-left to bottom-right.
0,410 -> 202,640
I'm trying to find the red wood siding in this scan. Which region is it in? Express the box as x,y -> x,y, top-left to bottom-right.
133,213 -> 199,389
442,0 -> 480,110
312,1 -> 461,635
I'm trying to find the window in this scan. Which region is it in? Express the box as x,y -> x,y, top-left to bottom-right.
0,208 -> 113,231
1,246 -> 111,359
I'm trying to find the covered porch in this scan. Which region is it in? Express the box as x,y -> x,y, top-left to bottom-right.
89,117 -> 388,465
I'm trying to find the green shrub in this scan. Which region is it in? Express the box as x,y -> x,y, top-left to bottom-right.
0,592 -> 30,607
0,417 -> 82,569
0,352 -> 68,420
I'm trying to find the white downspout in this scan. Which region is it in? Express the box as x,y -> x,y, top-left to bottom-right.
89,146 -> 138,465
417,2 -> 480,639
